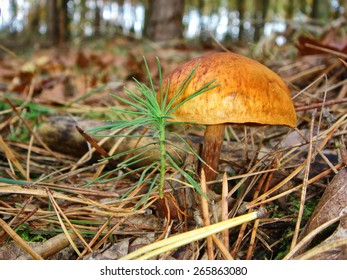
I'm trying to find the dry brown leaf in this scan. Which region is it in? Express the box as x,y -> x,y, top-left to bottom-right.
297,27 -> 347,56
300,167 -> 347,240
83,239 -> 130,260
297,207 -> 347,260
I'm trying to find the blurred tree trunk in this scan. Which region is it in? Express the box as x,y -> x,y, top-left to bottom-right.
94,0 -> 101,36
47,0 -> 59,45
27,1 -> 41,39
145,0 -> 185,42
237,0 -> 245,41
299,0 -> 307,14
46,0 -> 69,47
254,0 -> 269,42
60,0 -> 70,43
285,0 -> 295,19
79,0 -> 87,36
198,0 -> 205,40
9,0 -> 18,36
311,0 -> 329,22
311,0 -> 320,19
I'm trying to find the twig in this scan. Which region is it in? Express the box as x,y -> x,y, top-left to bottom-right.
304,43 -> 347,58
120,212 -> 260,260
4,98 -> 64,162
247,162 -> 345,209
85,217 -> 126,255
221,173 -> 229,251
76,125 -> 118,169
284,215 -> 342,259
291,110 -> 315,249
200,169 -> 214,260
0,218 -> 43,260
78,219 -> 111,259
295,98 -> 347,112
211,235 -> 234,260
46,189 -> 91,256
0,135 -> 27,179
246,161 -> 274,259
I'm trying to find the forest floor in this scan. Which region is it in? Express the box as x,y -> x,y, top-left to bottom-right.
0,28 -> 346,260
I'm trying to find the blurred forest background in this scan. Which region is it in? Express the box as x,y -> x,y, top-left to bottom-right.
1,0 -> 346,48
0,0 -> 347,260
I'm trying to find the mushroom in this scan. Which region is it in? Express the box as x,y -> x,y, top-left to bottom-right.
161,52 -> 296,184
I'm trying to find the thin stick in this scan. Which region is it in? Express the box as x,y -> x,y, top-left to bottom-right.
297,238 -> 347,260
246,163 -> 274,259
200,169 -> 214,259
4,98 -> 63,162
120,212 -> 259,260
0,218 -> 43,260
221,173 -> 229,251
304,43 -> 347,58
26,127 -> 36,180
284,215 -> 342,259
247,162 -> 345,209
211,235 -> 234,260
87,218 -> 126,254
0,135 -> 27,179
295,98 -> 347,112
78,219 -> 111,259
76,125 -> 118,169
291,111 -> 315,249
47,189 -> 91,255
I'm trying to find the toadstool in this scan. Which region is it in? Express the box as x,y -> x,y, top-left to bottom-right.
161,52 -> 296,184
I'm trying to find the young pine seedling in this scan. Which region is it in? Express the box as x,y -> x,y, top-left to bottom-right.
88,57 -> 217,202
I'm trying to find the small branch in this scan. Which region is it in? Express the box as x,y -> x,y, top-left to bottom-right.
291,110 -> 315,249
75,125 -> 118,169
295,98 -> 347,112
221,173 -> 229,251
200,169 -> 214,260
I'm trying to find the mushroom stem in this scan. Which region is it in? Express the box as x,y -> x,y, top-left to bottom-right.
200,124 -> 226,183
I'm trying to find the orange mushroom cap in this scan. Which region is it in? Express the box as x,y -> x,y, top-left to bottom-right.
162,52 -> 296,128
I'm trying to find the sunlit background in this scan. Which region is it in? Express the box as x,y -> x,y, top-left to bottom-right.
1,0 -> 346,46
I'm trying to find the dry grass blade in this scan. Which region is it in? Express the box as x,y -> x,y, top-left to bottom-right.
120,211 -> 260,260
4,98 -> 63,161
246,165 -> 274,259
84,217 -> 126,257
0,218 -> 43,260
46,189 -> 87,257
0,185 -> 90,204
0,135 -> 27,179
246,163 -> 304,209
247,162 -> 345,209
26,131 -> 35,180
78,219 -> 114,259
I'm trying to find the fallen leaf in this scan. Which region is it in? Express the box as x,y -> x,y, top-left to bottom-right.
297,27 -> 347,56
300,167 -> 347,240
297,207 -> 347,260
